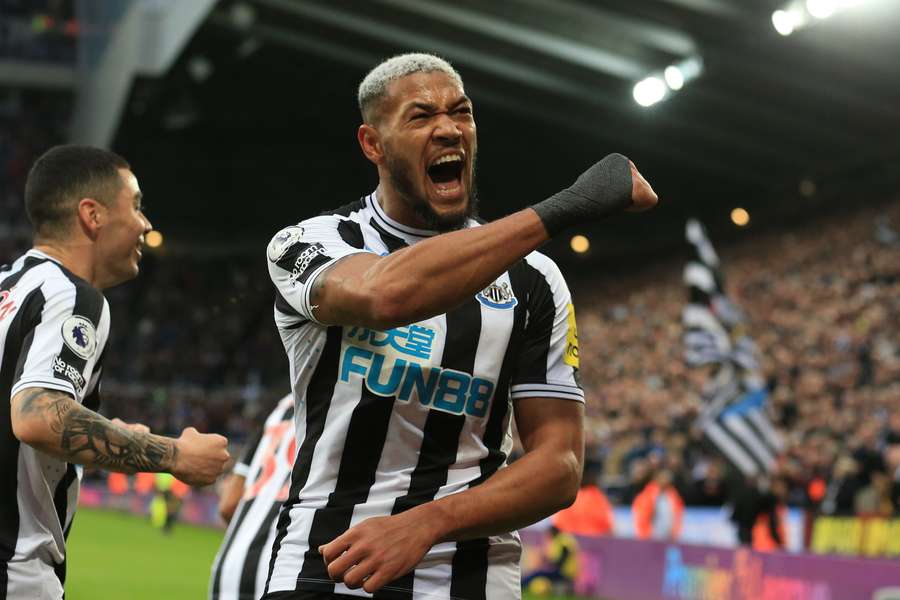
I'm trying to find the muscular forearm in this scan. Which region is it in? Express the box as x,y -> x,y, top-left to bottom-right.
416,443 -> 582,543
334,209 -> 548,328
11,388 -> 177,473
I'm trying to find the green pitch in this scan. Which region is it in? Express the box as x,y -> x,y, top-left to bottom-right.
66,508 -> 589,600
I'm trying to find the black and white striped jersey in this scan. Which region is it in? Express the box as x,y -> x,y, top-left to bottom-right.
264,193 -> 582,600
210,394 -> 296,600
0,250 -> 110,599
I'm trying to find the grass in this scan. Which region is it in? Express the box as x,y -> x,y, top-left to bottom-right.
66,508 -> 592,599
67,508 -> 221,600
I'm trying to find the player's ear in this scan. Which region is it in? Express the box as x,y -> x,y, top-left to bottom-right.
76,198 -> 106,240
358,124 -> 384,165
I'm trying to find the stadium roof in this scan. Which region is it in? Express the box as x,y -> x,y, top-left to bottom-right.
112,0 -> 900,260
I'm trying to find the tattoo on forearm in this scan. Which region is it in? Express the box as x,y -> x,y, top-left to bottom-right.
16,390 -> 177,472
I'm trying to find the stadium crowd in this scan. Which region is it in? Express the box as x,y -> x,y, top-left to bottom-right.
578,200 -> 900,517
3,88 -> 900,521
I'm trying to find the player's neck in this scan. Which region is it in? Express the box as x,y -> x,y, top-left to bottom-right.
32,240 -> 99,288
375,183 -> 434,232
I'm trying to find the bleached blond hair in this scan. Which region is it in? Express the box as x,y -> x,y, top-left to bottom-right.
357,53 -> 464,123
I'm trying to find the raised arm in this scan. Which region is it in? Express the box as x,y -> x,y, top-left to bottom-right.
274,154 -> 656,330
11,387 -> 229,486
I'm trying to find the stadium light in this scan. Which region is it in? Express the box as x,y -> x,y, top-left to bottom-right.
664,66 -> 684,91
635,56 -> 703,107
772,9 -> 801,35
772,0 -> 868,34
807,0 -> 838,18
633,76 -> 667,107
146,231 -> 164,249
570,235 -> 590,253
731,208 -> 750,227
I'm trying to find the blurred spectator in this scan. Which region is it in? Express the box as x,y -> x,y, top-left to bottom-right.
553,463 -> 615,536
633,469 -> 684,540
522,526 -> 579,597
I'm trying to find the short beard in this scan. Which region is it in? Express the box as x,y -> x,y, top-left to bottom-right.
385,153 -> 479,233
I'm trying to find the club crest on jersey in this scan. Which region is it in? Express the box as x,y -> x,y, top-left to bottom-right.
61,315 -> 97,359
267,225 -> 304,263
476,281 -> 518,310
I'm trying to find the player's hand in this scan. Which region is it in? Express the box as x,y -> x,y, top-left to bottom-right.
110,418 -> 151,435
171,427 -> 230,487
319,511 -> 438,593
531,153 -> 658,236
626,160 -> 658,212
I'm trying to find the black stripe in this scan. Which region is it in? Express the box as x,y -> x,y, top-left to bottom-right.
211,500 -> 255,600
510,260 -> 555,386
53,558 -> 66,593
337,219 -> 365,249
238,502 -> 282,599
1,278 -> 50,594
12,290 -> 45,384
369,218 -> 408,253
688,285 -> 712,306
296,381 -> 397,592
450,538 -> 492,600
53,464 -> 78,538
82,341 -> 107,412
263,327 -> 343,596
374,299 -> 483,599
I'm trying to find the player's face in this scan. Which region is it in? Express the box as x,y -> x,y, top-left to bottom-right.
96,169 -> 152,288
379,71 -> 477,231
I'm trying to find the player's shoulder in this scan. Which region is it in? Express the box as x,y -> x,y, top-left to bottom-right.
267,199 -> 370,263
521,249 -> 566,283
28,257 -> 105,308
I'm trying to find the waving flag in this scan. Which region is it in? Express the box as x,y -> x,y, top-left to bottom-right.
683,219 -> 782,476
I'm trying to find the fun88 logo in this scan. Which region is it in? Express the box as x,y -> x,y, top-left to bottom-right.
340,325 -> 495,418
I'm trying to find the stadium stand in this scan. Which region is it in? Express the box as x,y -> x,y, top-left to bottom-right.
4,96 -> 899,518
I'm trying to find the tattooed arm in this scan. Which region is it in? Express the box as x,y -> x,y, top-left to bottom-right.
10,387 -> 230,486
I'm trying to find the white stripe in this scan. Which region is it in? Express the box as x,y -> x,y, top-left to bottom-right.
683,261 -> 717,293
747,408 -> 784,452
685,219 -> 720,267
462,275 -> 516,461
702,420 -> 759,476
722,413 -> 775,471
255,513 -> 281,599
412,560 -> 452,599
511,389 -> 585,402
510,383 -> 584,401
485,533 -> 523,600
268,505 -> 318,592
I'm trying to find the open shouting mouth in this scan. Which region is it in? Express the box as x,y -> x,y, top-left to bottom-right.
427,152 -> 465,200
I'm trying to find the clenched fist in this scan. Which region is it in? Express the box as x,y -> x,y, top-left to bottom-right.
171,427 -> 229,487
626,160 -> 658,212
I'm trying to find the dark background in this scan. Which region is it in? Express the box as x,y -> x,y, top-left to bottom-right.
110,0 -> 900,268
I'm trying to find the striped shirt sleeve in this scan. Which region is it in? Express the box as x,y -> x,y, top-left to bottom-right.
11,276 -> 109,403
510,253 -> 584,403
266,216 -> 371,325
